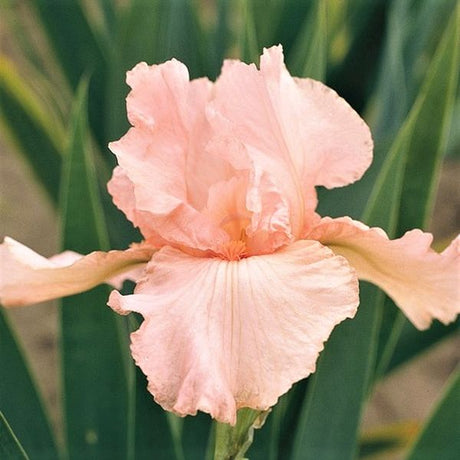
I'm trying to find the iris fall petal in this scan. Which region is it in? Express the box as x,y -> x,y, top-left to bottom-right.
0,237 -> 154,307
307,217 -> 460,329
108,240 -> 359,424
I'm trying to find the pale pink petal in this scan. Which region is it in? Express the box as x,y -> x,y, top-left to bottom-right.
50,249 -> 145,289
108,241 -> 358,424
261,46 -> 372,189
125,60 -> 235,209
204,174 -> 252,241
0,237 -> 154,307
107,166 -> 171,248
204,169 -> 292,256
245,165 -> 293,254
109,61 -> 233,252
125,60 -> 190,129
209,45 -> 372,236
291,76 -> 373,189
307,217 -> 460,329
49,250 -> 82,266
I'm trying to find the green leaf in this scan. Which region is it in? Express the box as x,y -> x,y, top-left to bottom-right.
327,0 -> 386,112
368,0 -> 457,143
105,0 -> 163,142
117,0 -> 163,66
130,368 -> 178,460
0,312 -> 59,459
251,0 -> 311,55
291,286 -> 381,460
288,86 -> 406,458
396,6 -> 459,234
236,0 -> 259,64
246,390 -> 293,460
32,0 -> 110,150
31,0 -> 107,88
405,369 -> 460,460
207,0 -> 231,80
155,0 -> 205,79
326,0 -> 456,223
59,79 -> 129,459
359,420 -> 419,459
288,134 -> 404,456
315,0 -> 387,220
0,411 -> 30,460
181,413 -> 212,460
386,319 -> 459,373
376,2 -> 460,377
0,56 -> 64,204
288,0 -> 327,80
125,316 -> 178,460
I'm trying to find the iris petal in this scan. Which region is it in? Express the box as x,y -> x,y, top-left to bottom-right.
108,240 -> 359,424
308,217 -> 460,329
0,237 -> 153,307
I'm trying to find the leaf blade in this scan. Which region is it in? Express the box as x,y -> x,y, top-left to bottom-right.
0,411 -> 30,460
405,369 -> 460,460
288,0 -> 327,80
59,79 -> 129,459
291,285 -> 381,460
0,312 -> 59,459
0,56 -> 64,204
376,1 -> 460,377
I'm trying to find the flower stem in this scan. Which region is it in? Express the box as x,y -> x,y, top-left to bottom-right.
212,409 -> 268,460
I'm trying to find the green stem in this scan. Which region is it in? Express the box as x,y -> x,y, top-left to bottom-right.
212,409 -> 269,460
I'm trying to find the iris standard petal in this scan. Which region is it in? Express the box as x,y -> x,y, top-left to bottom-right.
108,240 -> 359,424
209,45 -> 372,236
0,237 -> 154,307
109,61 -> 234,252
307,217 -> 460,329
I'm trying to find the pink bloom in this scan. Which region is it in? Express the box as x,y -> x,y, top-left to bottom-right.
1,46 -> 458,424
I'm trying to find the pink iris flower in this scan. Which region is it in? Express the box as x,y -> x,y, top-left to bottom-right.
1,46 -> 458,425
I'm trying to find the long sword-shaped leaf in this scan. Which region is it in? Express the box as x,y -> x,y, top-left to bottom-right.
376,3 -> 459,377
291,285 -> 381,460
0,312 -> 58,459
0,411 -> 30,460
207,0 -> 231,80
288,0 -> 327,80
405,369 -> 460,460
290,129 -> 405,458
155,0 -> 205,79
369,0 -> 456,143
0,56 -> 64,204
60,79 -> 129,459
251,0 -> 311,56
128,368 -> 179,460
181,413 -> 211,460
31,0 -> 110,150
248,384 -> 306,459
236,0 -> 259,64
386,318 -> 459,373
124,316 -> 178,460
